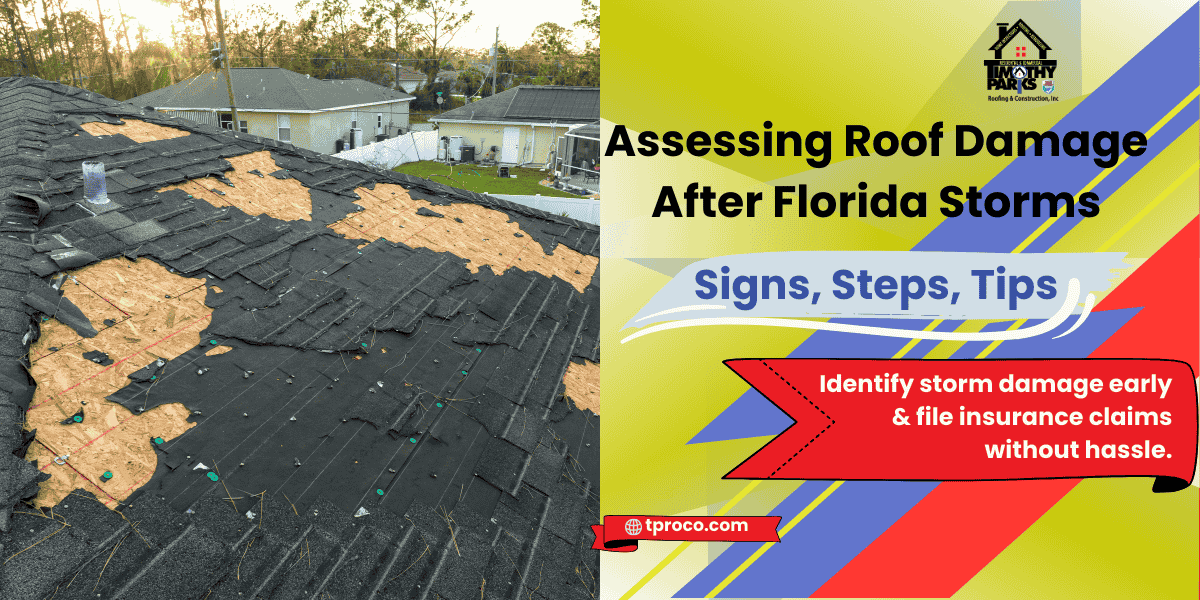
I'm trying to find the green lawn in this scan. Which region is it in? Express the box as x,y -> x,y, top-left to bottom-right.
391,161 -> 582,198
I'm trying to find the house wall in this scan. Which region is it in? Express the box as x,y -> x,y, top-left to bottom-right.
435,122 -> 571,166
161,103 -> 410,155
308,101 -> 412,155
239,112 -> 277,138
398,79 -> 425,93
159,109 -> 311,149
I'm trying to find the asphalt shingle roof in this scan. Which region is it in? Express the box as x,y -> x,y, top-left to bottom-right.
127,67 -> 415,112
433,85 -> 600,124
0,77 -> 599,600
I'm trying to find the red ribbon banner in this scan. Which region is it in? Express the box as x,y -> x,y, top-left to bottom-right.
725,358 -> 1198,492
591,515 -> 782,552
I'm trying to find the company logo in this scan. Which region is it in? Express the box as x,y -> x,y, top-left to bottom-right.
1042,79 -> 1055,93
624,518 -> 643,536
984,19 -> 1057,95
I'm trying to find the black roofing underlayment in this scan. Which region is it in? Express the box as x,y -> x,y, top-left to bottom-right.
0,77 -> 600,600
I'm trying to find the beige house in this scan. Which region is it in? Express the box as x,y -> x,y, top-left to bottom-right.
430,85 -> 599,166
128,68 -> 414,155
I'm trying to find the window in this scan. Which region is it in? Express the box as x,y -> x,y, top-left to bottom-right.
238,120 -> 248,133
277,114 -> 291,142
219,113 -> 233,130
377,114 -> 383,130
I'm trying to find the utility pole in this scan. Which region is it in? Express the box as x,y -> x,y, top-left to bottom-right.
214,0 -> 238,128
491,26 -> 498,97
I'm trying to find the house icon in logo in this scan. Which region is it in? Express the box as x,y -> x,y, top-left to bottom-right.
984,19 -> 1058,93
989,20 -> 1052,59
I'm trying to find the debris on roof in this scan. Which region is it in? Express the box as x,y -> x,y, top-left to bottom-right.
0,76 -> 599,600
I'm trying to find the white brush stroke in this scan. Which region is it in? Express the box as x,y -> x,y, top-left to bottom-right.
621,279 -> 1094,344
1052,291 -> 1096,339
634,304 -> 726,323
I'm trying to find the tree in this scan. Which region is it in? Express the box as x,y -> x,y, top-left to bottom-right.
576,0 -> 598,41
2,0 -> 40,76
93,0 -> 114,94
409,79 -> 461,111
530,22 -> 576,86
362,0 -> 419,90
413,0 -> 472,82
236,2 -> 285,66
574,0 -> 599,87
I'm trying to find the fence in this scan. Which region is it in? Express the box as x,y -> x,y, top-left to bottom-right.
490,194 -> 600,225
334,130 -> 439,169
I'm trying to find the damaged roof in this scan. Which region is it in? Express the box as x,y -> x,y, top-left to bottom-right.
128,67 -> 416,113
0,77 -> 599,600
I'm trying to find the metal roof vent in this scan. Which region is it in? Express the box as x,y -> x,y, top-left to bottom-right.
82,161 -> 110,205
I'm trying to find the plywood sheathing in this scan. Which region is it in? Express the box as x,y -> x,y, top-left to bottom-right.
25,258 -> 211,509
562,359 -> 600,414
157,150 -> 314,222
205,344 -> 233,356
330,183 -> 599,293
80,118 -> 190,143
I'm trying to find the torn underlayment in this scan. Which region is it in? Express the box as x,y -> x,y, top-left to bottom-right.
0,77 -> 599,600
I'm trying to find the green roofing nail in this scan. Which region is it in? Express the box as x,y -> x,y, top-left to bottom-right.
436,402 -> 443,408
101,471 -> 113,481
362,343 -> 368,348
150,375 -> 156,380
461,370 -> 468,375
409,437 -> 417,444
475,348 -> 482,352
210,340 -> 218,345
376,488 -> 384,495
73,415 -> 82,422
153,437 -> 164,444
207,472 -> 219,481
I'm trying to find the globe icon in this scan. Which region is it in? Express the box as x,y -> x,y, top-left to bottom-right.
624,518 -> 642,536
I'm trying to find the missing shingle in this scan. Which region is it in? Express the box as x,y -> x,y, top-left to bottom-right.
330,183 -> 598,293
562,359 -> 600,414
24,257 -> 209,509
158,151 -> 314,222
79,118 -> 191,143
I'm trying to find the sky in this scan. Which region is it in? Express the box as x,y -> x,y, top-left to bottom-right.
62,0 -> 589,52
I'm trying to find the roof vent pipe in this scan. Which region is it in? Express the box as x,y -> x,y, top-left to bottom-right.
82,161 -> 110,205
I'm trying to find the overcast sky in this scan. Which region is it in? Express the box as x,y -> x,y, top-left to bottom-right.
62,0 -> 588,52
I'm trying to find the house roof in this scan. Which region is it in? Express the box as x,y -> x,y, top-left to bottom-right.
432,85 -> 600,124
0,77 -> 599,600
386,64 -> 427,81
127,67 -> 415,113
989,19 -> 1052,52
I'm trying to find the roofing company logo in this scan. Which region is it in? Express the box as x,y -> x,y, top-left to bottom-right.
1043,79 -> 1055,93
625,518 -> 643,536
985,19 -> 1059,100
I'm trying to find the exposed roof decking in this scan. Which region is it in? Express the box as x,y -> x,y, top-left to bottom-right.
0,77 -> 600,600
